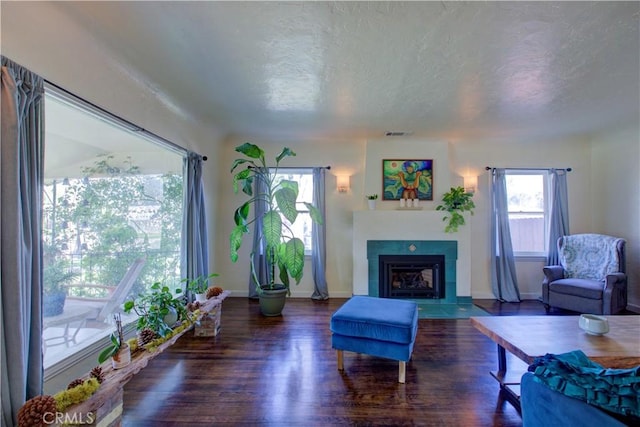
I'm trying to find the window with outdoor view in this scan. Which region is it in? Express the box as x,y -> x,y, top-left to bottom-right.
505,172 -> 549,256
271,168 -> 314,255
42,89 -> 185,369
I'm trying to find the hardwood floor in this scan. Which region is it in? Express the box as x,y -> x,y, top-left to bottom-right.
122,298 -> 548,426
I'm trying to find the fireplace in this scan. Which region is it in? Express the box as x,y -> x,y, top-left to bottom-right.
379,255 -> 445,299
366,239 -> 459,303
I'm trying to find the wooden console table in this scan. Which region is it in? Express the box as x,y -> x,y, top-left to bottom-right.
59,291 -> 230,426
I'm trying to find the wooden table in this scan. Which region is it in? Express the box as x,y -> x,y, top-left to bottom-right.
470,315 -> 640,411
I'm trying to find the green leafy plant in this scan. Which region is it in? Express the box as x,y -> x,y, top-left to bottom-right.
42,155 -> 184,300
123,282 -> 186,337
181,272 -> 219,294
436,186 -> 475,233
43,260 -> 77,295
366,194 -> 378,200
98,314 -> 125,364
230,142 -> 323,294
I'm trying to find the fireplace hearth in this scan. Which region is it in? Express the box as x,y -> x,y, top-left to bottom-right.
379,255 -> 445,299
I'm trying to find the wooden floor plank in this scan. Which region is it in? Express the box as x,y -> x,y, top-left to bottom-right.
122,298 -> 551,426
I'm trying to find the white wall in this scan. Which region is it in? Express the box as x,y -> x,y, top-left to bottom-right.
213,135 -> 606,301
590,124 -> 640,311
213,137 -> 366,298
4,2 -> 639,395
2,0 -> 228,276
362,138 -> 455,209
2,2 -> 226,393
4,2 -> 636,306
445,136 -> 593,298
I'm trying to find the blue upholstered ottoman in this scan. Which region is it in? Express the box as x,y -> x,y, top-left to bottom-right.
330,296 -> 419,383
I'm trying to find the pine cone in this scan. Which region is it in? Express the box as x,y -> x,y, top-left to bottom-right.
18,395 -> 57,427
138,328 -> 157,346
90,366 -> 105,384
187,301 -> 201,312
67,378 -> 84,389
206,286 -> 223,299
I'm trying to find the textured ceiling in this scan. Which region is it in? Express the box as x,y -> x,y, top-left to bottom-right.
54,1 -> 639,142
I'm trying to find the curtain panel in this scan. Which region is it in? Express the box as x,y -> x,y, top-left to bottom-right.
547,169 -> 570,265
182,152 -> 209,300
311,167 -> 329,300
490,168 -> 521,302
248,169 -> 269,298
1,56 -> 45,426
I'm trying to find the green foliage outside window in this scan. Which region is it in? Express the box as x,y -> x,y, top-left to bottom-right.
42,154 -> 183,298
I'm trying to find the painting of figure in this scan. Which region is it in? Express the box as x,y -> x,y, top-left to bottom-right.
382,159 -> 433,200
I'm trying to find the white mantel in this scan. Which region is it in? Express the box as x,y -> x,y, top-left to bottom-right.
352,210 -> 471,297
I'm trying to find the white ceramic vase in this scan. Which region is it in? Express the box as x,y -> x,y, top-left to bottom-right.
367,200 -> 376,210
163,306 -> 178,327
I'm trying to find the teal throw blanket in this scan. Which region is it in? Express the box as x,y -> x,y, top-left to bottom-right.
528,350 -> 640,418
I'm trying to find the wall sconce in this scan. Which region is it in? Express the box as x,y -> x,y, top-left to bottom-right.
463,176 -> 477,194
337,175 -> 350,193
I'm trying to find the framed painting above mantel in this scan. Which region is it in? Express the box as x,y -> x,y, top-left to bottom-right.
382,159 -> 433,200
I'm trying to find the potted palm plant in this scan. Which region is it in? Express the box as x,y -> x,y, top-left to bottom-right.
230,142 -> 323,316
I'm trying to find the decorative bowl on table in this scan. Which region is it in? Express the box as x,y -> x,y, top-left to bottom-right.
578,314 -> 609,335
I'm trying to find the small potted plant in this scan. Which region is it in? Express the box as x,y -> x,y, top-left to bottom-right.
182,272 -> 219,302
366,194 -> 378,210
42,259 -> 78,317
435,186 -> 475,233
98,313 -> 131,369
124,282 -> 187,337
230,142 -> 323,316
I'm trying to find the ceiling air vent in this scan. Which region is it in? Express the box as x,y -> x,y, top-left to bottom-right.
385,131 -> 412,137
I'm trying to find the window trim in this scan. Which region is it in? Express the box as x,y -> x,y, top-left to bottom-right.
42,84 -> 188,380
270,167 -> 315,256
505,169 -> 550,258
45,81 -> 189,157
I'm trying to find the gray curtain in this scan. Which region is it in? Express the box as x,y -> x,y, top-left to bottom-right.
1,56 -> 45,426
182,152 -> 209,300
311,168 -> 329,300
546,169 -> 570,265
490,169 -> 521,302
248,171 -> 269,298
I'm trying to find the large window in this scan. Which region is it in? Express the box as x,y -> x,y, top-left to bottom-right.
505,172 -> 549,256
271,168 -> 314,255
42,90 -> 185,369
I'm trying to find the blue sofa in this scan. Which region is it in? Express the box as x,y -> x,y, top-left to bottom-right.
521,373 -> 636,426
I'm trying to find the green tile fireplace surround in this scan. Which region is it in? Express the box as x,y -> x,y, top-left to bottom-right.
367,240 -> 470,305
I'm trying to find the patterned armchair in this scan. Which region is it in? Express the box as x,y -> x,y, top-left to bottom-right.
542,234 -> 627,315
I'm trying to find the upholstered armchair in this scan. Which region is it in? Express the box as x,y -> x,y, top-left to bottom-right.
542,234 -> 627,315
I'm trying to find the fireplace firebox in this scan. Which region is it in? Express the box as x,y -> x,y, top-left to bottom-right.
379,255 -> 445,299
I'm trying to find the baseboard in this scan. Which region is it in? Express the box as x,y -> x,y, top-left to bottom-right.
627,302 -> 640,314
226,290 -> 355,299
288,290 -> 353,298
471,292 -> 541,301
